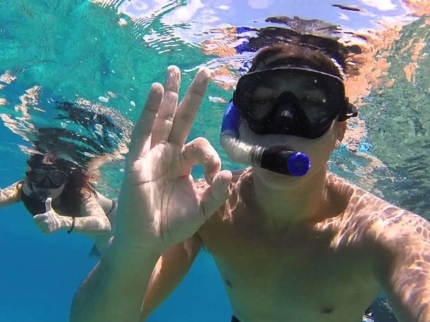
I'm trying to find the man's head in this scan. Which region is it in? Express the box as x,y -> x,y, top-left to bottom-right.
235,44 -> 356,186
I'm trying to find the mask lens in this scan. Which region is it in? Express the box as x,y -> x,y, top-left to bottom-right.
27,169 -> 47,185
47,170 -> 67,187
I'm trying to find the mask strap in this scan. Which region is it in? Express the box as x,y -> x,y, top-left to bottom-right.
337,98 -> 358,122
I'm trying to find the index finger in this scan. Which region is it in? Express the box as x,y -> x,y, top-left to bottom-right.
167,67 -> 210,146
128,83 -> 164,161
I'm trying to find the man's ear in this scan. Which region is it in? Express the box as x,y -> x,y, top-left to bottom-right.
337,121 -> 347,140
334,121 -> 347,150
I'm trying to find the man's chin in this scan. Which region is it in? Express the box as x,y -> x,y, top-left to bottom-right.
253,167 -> 299,188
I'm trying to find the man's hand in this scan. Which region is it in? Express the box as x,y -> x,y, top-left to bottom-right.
114,66 -> 232,251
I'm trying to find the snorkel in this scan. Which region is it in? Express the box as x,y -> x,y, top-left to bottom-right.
220,101 -> 311,176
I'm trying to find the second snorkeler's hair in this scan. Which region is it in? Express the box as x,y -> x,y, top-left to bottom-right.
27,153 -> 74,173
249,44 -> 344,80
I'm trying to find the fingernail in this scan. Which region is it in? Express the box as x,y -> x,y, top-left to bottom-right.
167,65 -> 179,75
199,67 -> 210,75
197,68 -> 211,82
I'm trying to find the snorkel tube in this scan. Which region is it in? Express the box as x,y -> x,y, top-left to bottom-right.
220,101 -> 310,176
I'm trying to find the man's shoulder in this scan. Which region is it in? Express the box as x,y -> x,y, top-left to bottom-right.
327,172 -> 429,245
327,171 -> 396,212
363,201 -> 430,246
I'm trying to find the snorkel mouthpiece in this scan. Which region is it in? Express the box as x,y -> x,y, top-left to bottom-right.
258,147 -> 310,176
220,102 -> 311,176
32,191 -> 49,202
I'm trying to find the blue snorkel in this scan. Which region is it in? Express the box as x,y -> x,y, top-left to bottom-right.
220,101 -> 311,176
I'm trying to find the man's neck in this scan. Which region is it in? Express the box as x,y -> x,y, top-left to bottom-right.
251,168 -> 331,229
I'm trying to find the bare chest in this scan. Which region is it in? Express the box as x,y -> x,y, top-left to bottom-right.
199,217 -> 379,321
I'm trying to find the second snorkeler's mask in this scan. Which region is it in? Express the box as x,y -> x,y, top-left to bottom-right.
26,165 -> 68,189
233,67 -> 357,139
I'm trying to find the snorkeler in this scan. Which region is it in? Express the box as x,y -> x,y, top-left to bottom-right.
0,152 -> 117,258
70,43 -> 430,322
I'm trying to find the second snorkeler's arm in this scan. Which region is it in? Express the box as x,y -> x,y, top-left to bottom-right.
33,197 -> 111,235
0,182 -> 22,208
373,212 -> 430,322
60,196 -> 111,235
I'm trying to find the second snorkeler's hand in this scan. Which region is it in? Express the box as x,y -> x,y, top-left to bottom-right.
33,198 -> 65,234
116,66 -> 232,250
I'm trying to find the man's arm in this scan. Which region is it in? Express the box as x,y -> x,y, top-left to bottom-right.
373,212 -> 430,322
70,66 -> 230,322
141,235 -> 202,320
0,182 -> 22,209
70,234 -> 202,322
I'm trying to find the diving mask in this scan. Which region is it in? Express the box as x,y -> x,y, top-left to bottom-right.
26,165 -> 68,189
233,67 -> 357,139
220,66 -> 357,176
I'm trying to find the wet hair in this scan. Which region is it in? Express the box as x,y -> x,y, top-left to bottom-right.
249,43 -> 344,80
20,153 -> 96,217
241,15 -> 364,78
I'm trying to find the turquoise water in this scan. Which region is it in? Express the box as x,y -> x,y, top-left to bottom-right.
0,0 -> 429,321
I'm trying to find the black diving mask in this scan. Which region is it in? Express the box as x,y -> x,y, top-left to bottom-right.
233,67 -> 357,139
26,165 -> 68,189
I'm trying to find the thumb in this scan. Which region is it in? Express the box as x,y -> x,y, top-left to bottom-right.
198,170 -> 232,221
45,198 -> 53,212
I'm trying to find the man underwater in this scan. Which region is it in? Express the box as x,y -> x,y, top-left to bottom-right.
70,43 -> 430,322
